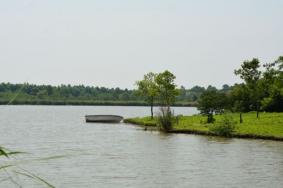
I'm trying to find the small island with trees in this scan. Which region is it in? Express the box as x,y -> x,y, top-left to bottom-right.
125,56 -> 283,141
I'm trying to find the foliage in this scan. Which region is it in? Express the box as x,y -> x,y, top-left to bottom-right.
234,58 -> 262,117
136,72 -> 158,101
231,55 -> 283,113
209,114 -> 236,137
260,57 -> 283,111
229,84 -> 250,112
0,147 -> 56,187
234,58 -> 261,86
156,107 -> 175,132
197,88 -> 227,123
0,82 -> 212,106
155,70 -> 179,107
136,72 -> 158,119
135,70 -> 179,119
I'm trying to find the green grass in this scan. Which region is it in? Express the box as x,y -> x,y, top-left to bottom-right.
124,112 -> 283,140
124,117 -> 157,126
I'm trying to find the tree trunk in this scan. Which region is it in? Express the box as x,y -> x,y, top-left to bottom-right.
207,113 -> 214,123
256,103 -> 260,118
240,112 -> 243,123
151,102 -> 153,120
150,97 -> 154,120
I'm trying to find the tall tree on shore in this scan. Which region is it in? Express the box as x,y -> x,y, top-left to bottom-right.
230,84 -> 250,123
155,70 -> 179,108
234,58 -> 262,118
154,70 -> 179,132
136,72 -> 158,119
261,56 -> 283,111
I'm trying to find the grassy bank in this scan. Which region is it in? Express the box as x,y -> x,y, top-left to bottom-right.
124,112 -> 283,141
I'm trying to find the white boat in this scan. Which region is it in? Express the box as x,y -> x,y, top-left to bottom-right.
85,115 -> 123,123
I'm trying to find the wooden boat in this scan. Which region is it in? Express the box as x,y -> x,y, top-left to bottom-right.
85,115 -> 123,123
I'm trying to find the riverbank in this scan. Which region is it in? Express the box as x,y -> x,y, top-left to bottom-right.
124,112 -> 283,141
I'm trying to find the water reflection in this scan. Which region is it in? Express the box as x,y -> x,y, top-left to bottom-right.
198,135 -> 235,144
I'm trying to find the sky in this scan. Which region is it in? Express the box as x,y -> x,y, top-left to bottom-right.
0,0 -> 283,89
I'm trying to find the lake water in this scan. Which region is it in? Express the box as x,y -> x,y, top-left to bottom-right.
0,106 -> 283,188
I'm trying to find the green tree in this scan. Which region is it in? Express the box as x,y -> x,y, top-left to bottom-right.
221,84 -> 231,93
155,70 -> 179,107
155,70 -> 178,132
198,89 -> 227,123
176,86 -> 187,101
234,58 -> 262,118
36,89 -> 48,99
230,84 -> 250,123
136,72 -> 158,119
261,56 -> 283,111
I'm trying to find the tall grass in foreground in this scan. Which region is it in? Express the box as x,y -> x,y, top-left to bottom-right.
0,146 -> 56,188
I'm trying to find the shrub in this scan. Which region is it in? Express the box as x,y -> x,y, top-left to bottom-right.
157,107 -> 175,132
209,114 -> 236,137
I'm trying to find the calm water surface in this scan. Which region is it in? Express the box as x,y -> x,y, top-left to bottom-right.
0,106 -> 283,188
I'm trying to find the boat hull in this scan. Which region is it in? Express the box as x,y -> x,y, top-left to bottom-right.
85,115 -> 123,123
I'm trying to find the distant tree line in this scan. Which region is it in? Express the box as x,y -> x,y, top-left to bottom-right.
0,82 -> 232,106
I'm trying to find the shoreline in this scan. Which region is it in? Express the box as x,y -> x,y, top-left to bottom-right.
168,129 -> 283,141
124,114 -> 283,142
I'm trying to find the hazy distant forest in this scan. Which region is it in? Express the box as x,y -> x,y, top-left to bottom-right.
0,83 -> 231,106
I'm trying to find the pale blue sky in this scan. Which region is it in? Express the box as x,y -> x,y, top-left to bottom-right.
0,0 -> 282,89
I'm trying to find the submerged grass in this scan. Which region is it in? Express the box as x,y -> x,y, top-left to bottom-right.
124,112 -> 283,140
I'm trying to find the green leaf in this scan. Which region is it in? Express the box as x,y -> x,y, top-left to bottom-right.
14,171 -> 56,188
0,148 -> 9,158
0,164 -> 14,170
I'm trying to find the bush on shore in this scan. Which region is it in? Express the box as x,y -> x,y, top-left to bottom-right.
209,114 -> 237,137
157,107 -> 175,132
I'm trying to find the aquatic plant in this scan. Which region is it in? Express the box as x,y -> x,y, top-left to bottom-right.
0,146 -> 56,188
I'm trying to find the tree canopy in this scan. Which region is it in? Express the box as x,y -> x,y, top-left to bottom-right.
155,70 -> 179,107
136,72 -> 158,119
136,70 -> 179,118
198,88 -> 227,123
